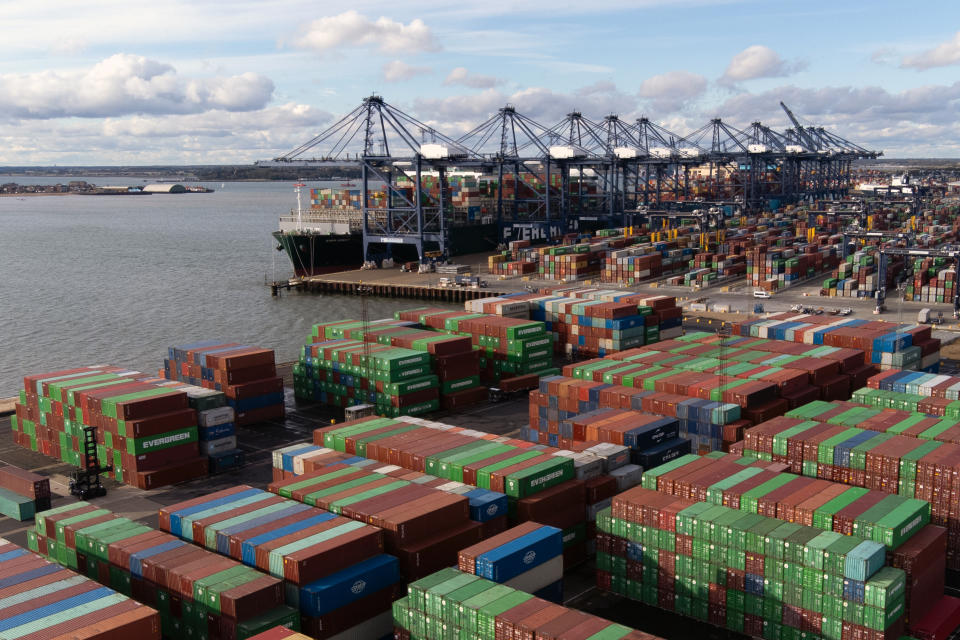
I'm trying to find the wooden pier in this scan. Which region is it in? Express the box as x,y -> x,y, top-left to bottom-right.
271,276 -> 511,301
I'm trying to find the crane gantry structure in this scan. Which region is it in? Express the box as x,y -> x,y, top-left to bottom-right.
259,95 -> 880,261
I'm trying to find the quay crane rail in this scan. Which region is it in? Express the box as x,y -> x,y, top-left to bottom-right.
258,95 -> 879,262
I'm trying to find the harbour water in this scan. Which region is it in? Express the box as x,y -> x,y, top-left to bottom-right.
0,177 -> 453,396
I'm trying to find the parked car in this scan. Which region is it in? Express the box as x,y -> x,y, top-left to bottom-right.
753,290 -> 771,299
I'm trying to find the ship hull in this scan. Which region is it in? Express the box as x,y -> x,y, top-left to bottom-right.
273,223 -> 500,277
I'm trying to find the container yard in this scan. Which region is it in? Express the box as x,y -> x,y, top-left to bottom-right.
9,152 -> 960,640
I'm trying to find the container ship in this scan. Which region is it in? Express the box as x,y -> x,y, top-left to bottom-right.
273,176 -> 513,276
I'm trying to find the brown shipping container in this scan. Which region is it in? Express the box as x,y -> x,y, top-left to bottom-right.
134,456 -> 208,490
299,584 -> 397,640
394,521 -> 483,579
282,525 -> 382,585
0,464 -> 50,498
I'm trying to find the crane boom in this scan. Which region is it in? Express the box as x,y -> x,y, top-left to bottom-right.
779,102 -> 818,151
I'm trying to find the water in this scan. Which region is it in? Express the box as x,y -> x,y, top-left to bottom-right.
0,177 -> 453,396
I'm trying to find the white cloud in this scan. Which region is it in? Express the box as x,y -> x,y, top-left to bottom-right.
291,10 -> 440,55
901,31 -> 960,70
444,67 -> 500,89
0,102 -> 332,164
0,54 -> 273,119
382,60 -> 432,82
638,71 -> 707,111
719,45 -> 802,85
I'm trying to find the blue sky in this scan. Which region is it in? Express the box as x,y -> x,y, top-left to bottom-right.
1,0 -> 959,163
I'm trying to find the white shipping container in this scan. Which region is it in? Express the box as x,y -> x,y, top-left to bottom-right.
198,406 -> 235,427
503,555 -> 564,594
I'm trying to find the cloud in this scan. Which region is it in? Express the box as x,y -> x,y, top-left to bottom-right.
291,10 -> 440,55
0,54 -> 273,119
382,60 -> 432,82
0,102 -> 332,164
444,67 -> 500,89
713,81 -> 960,155
719,45 -> 804,85
901,31 -> 960,69
638,71 -> 707,111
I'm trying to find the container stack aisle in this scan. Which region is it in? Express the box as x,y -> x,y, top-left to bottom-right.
157,486 -> 399,638
163,341 -> 284,425
0,537 -> 162,640
0,464 -> 50,521
393,567 -> 663,640
10,365 -> 208,489
596,486 -> 911,639
29,502 -> 295,640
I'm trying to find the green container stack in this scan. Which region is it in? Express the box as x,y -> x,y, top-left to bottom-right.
393,567 -> 661,640
597,486 -> 908,640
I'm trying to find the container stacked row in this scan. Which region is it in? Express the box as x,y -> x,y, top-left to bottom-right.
158,486 -> 398,639
10,366 -> 208,489
822,250 -> 904,299
904,259 -> 956,303
29,502 -> 295,640
742,411 -> 960,569
304,318 -> 488,410
727,314 -> 941,372
868,370 -> 960,400
393,567 -> 661,640
310,415 -> 619,566
270,441 -> 508,528
0,464 -> 50,521
0,538 -> 161,640
394,308 -> 558,382
636,452 -> 952,630
797,397 -> 960,444
596,486 -> 909,640
294,338 -> 440,417
457,522 -> 564,601
466,288 -> 683,357
163,341 -> 284,426
748,244 -> 842,292
267,461 -> 486,580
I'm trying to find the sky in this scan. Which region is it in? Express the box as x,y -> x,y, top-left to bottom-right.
1,0 -> 960,164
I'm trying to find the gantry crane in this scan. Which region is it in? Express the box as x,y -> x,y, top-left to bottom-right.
876,245 -> 960,316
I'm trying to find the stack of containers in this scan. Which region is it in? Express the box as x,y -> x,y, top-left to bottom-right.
637,452 -> 954,631
10,366 -> 208,489
394,308 -> 556,382
310,416 -> 600,567
30,502 -> 295,640
821,250 -> 905,299
742,407 -> 960,569
269,442 -> 509,534
528,377 -> 695,459
596,485 -> 909,639
457,522 -> 564,602
536,243 -> 607,281
158,486 -> 399,638
294,338 -> 439,417
0,464 -> 50,520
393,567 -> 661,640
268,464 -> 482,580
731,313 -> 940,373
601,245 -> 669,285
904,258 -> 956,303
163,342 -> 284,426
307,318 -> 487,409
0,537 -> 161,640
465,288 -> 682,357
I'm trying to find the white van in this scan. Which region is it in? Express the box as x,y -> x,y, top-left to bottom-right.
753,290 -> 771,299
